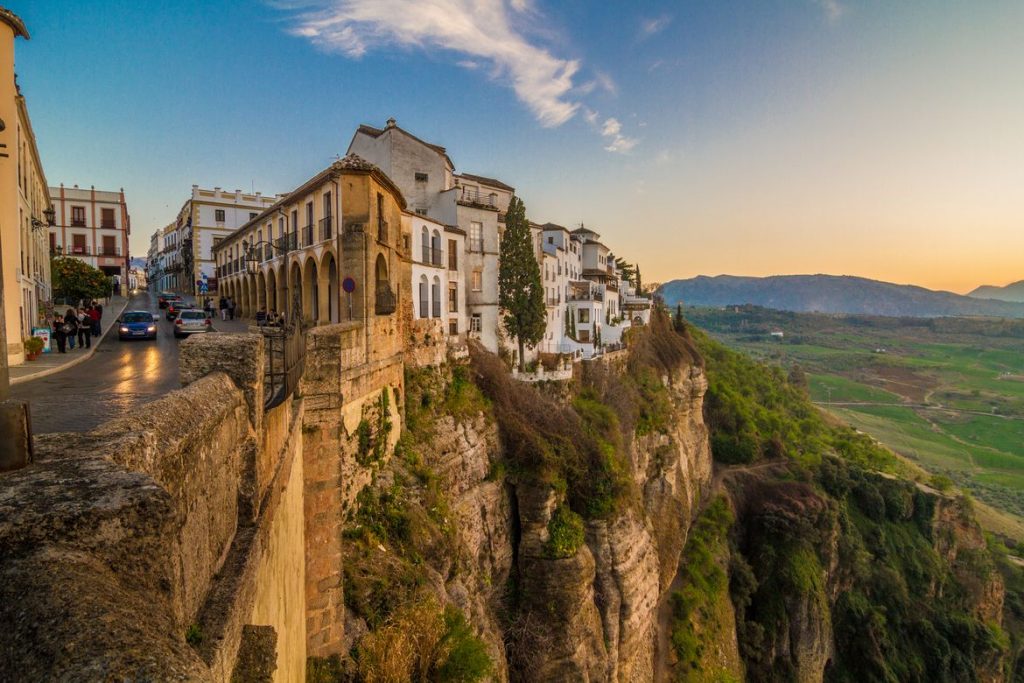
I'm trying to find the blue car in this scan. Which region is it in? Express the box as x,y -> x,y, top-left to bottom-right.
118,310 -> 159,340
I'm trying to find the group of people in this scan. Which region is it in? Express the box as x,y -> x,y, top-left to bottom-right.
255,307 -> 284,327
53,301 -> 103,354
210,296 -> 236,323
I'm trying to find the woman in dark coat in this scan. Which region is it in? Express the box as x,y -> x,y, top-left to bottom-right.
59,308 -> 78,353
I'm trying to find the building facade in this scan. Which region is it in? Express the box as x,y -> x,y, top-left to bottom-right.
48,184 -> 131,289
1,9 -> 54,367
406,212 -> 466,337
214,154 -> 409,335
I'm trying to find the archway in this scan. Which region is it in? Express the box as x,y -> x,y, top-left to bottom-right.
256,270 -> 267,313
302,256 -> 319,323
266,267 -> 277,314
289,260 -> 303,321
320,251 -> 339,323
374,253 -> 394,315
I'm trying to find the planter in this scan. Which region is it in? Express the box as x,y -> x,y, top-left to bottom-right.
26,352 -> 39,361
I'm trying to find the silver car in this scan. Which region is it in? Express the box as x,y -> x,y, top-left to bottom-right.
173,309 -> 212,338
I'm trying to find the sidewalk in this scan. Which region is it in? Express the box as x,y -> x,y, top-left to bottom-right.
9,296 -> 130,385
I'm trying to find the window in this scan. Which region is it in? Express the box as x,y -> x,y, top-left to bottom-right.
449,283 -> 458,312
469,221 -> 483,252
102,235 -> 116,256
71,206 -> 86,227
48,232 -> 56,253
448,239 -> 457,270
578,309 -> 590,323
249,212 -> 258,220
449,320 -> 458,336
431,278 -> 441,318
72,234 -> 87,254
419,277 -> 429,319
212,237 -> 223,258
471,269 -> 482,292
470,314 -> 482,332
215,209 -> 226,222
101,208 -> 116,228
415,172 -> 428,182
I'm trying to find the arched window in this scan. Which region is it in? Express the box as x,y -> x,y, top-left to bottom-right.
419,275 -> 429,319
421,226 -> 430,264
431,276 -> 441,318
431,230 -> 442,266
375,253 -> 395,315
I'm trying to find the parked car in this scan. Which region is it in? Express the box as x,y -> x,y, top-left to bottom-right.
157,292 -> 178,309
118,311 -> 159,340
173,309 -> 212,338
165,299 -> 193,320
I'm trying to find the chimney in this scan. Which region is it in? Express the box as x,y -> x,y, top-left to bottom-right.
386,117 -> 396,129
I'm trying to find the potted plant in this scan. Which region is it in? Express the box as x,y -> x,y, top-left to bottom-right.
24,336 -> 44,361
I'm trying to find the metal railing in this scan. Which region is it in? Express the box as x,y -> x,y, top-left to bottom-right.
302,224 -> 314,247
263,293 -> 307,409
319,216 -> 333,241
459,189 -> 498,207
420,246 -> 442,266
432,300 -> 441,318
70,219 -> 86,227
275,233 -> 297,252
419,300 -> 429,318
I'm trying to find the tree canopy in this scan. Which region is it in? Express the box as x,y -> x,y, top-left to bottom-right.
498,195 -> 545,370
51,257 -> 110,304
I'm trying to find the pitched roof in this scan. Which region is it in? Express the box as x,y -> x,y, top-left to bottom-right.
354,121 -> 454,169
541,222 -> 570,233
457,172 -> 515,193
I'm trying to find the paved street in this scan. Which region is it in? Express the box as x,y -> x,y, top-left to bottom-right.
9,291 -> 249,434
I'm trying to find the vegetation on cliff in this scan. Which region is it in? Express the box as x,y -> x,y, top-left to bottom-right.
682,317 -> 1024,682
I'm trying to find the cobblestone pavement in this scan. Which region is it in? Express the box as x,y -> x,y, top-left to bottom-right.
9,292 -> 251,434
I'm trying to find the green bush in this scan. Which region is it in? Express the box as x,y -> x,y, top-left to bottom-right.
545,504 -> 585,559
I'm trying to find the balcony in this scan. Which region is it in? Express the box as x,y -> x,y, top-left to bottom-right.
275,233 -> 297,253
98,247 -> 122,257
420,246 -> 443,267
458,189 -> 499,208
432,300 -> 441,318
302,224 -> 314,247
319,216 -> 333,241
70,219 -> 86,227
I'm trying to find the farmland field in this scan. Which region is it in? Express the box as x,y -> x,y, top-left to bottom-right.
687,306 -> 1024,538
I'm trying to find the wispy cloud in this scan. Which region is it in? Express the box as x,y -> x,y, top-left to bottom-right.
283,0 -> 580,127
599,116 -> 638,154
639,13 -> 672,39
812,0 -> 845,24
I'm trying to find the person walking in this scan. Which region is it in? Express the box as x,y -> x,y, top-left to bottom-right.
88,304 -> 102,338
255,307 -> 268,326
219,296 -> 228,322
77,308 -> 92,349
227,297 -> 236,320
63,308 -> 79,351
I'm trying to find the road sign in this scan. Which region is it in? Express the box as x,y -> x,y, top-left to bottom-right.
342,277 -> 356,293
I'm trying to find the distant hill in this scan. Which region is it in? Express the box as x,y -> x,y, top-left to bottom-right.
658,274 -> 1024,319
968,280 -> 1024,303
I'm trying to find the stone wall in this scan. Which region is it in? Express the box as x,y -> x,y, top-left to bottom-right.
0,333 -> 308,682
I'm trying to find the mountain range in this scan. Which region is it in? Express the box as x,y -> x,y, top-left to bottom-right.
658,274 -> 1024,318
968,279 -> 1024,303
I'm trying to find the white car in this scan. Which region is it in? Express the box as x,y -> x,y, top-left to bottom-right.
173,309 -> 213,338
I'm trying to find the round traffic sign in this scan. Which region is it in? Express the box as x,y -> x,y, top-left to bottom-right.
342,277 -> 356,293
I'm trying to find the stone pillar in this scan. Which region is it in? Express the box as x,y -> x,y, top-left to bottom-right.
179,333 -> 264,432
0,399 -> 32,472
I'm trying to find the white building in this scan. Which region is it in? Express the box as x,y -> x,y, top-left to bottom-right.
349,119 -> 513,353
406,212 -> 466,337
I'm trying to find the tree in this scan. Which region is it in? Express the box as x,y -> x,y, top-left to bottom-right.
634,265 -> 643,293
498,196 -> 546,371
51,257 -> 110,305
673,303 -> 686,332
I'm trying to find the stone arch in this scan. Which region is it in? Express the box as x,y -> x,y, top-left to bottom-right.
320,251 -> 339,323
256,270 -> 267,312
266,267 -> 277,313
302,255 -> 319,323
374,253 -> 394,315
289,260 -> 303,321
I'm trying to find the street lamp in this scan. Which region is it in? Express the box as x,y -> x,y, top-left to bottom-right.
30,207 -> 56,232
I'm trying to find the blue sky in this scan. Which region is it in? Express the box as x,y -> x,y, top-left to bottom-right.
9,0 -> 1024,292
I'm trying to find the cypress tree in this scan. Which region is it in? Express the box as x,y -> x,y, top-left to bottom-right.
498,196 -> 546,371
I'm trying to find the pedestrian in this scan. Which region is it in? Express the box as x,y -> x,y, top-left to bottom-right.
88,304 -> 101,337
92,300 -> 103,321
63,308 -> 79,350
219,296 -> 228,321
256,307 -> 268,326
204,297 -> 214,318
227,297 -> 236,320
77,308 -> 92,349
53,316 -> 68,353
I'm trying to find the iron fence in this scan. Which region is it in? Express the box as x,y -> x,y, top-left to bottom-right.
263,295 -> 307,409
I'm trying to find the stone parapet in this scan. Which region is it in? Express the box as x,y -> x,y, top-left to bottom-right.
181,333 -> 265,432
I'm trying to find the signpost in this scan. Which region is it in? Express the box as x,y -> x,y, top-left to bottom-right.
342,277 -> 356,321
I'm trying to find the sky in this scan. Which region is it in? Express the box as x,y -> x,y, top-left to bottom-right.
8,0 -> 1024,294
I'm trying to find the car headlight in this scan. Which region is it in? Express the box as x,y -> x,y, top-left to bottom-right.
120,326 -> 130,333
146,325 -> 156,332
